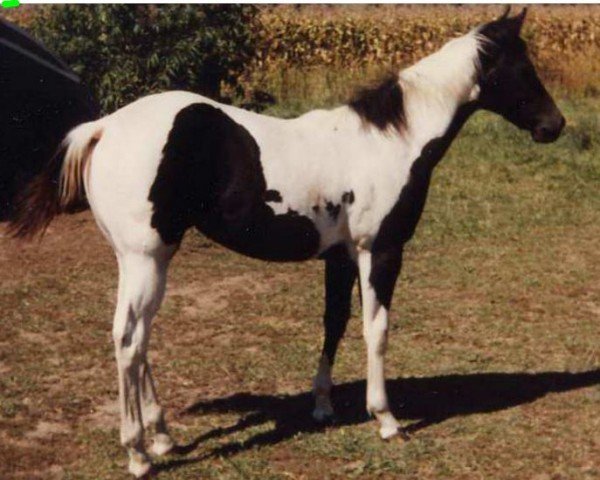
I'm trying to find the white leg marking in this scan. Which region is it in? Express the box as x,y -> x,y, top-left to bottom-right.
113,253 -> 170,476
312,354 -> 334,422
357,250 -> 402,440
140,360 -> 175,456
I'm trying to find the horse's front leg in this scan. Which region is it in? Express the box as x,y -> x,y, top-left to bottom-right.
312,245 -> 357,422
357,247 -> 404,439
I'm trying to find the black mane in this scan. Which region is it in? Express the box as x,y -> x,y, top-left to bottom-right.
349,74 -> 405,132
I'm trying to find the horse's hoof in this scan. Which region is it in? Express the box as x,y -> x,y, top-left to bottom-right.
150,433 -> 175,457
128,453 -> 152,478
380,425 -> 410,441
129,460 -> 152,478
312,406 -> 335,424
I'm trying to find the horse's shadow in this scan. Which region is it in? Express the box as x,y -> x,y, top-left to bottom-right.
157,369 -> 600,472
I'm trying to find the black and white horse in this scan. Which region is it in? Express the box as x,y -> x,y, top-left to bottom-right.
11,9 -> 564,478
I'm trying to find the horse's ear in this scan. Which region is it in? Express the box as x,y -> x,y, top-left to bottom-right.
512,8 -> 527,34
501,7 -> 527,38
484,6 -> 527,43
499,5 -> 511,20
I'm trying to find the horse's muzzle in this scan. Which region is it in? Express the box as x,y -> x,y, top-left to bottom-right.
532,115 -> 566,143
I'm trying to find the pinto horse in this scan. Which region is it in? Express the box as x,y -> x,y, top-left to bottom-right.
11,9 -> 564,478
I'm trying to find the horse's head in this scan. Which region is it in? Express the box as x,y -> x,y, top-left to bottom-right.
477,8 -> 565,143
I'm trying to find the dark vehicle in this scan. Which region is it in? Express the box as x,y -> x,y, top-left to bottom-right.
0,17 -> 98,219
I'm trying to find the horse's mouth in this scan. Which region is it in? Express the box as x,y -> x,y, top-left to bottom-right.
531,129 -> 562,144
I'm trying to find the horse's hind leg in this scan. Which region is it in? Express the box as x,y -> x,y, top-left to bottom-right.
112,250 -> 172,477
313,245 -> 357,422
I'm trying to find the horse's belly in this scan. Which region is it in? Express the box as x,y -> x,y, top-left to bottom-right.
194,205 -> 321,262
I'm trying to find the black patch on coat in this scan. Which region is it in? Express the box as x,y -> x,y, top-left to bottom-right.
349,74 -> 405,132
149,103 -> 320,261
264,189 -> 282,203
369,103 -> 478,309
325,201 -> 341,221
341,190 -> 355,204
312,205 -> 320,213
369,248 -> 404,311
320,244 -> 358,364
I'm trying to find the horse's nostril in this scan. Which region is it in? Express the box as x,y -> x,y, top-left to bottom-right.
537,125 -> 552,137
532,119 -> 562,143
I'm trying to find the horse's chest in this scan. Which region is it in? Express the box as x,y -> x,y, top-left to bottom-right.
369,140 -> 445,252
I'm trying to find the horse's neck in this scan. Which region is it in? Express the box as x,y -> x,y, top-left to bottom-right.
399,33 -> 481,155
292,34 -> 481,172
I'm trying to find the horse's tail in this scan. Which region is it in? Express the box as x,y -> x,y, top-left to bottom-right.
9,120 -> 104,239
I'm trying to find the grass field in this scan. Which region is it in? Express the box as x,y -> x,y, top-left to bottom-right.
1,82 -> 600,479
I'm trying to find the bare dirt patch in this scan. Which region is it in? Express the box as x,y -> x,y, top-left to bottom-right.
86,397 -> 120,430
25,421 -> 71,440
167,272 -> 285,318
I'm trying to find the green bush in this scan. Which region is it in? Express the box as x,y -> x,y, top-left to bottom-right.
30,5 -> 261,113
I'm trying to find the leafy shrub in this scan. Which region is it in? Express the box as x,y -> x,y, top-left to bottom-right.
30,5 -> 261,113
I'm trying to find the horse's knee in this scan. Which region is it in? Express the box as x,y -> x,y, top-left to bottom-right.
364,325 -> 388,356
364,308 -> 389,355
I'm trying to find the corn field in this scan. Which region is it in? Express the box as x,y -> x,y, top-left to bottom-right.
255,5 -> 600,94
